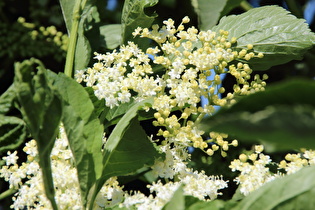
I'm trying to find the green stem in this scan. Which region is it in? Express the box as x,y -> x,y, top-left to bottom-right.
240,1 -> 253,11
195,112 -> 206,125
0,188 -> 16,200
64,0 -> 83,78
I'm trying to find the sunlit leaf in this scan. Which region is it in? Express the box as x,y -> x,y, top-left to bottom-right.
100,24 -> 121,49
48,72 -> 103,207
192,0 -> 243,30
213,6 -> 315,70
233,166 -> 315,210
121,0 -> 158,49
88,98 -> 163,209
191,0 -> 227,30
163,185 -> 185,210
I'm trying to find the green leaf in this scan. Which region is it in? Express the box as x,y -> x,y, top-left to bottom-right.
101,98 -> 156,129
220,0 -> 244,17
48,72 -> 103,208
100,24 -> 122,50
0,85 -> 16,115
233,166 -> 315,210
192,0 -> 243,30
187,199 -> 226,210
74,1 -> 101,71
192,0 -> 227,30
85,87 -> 107,118
121,0 -> 158,48
0,115 -> 26,156
59,0 -> 76,34
200,79 -> 315,151
14,58 -> 62,210
88,98 -> 163,209
212,6 -> 315,70
163,185 -> 185,210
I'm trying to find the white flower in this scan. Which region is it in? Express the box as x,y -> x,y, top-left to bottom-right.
3,151 -> 18,166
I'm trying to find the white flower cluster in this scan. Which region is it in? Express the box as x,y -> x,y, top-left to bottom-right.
0,130 -> 227,209
230,145 -> 315,196
1,16 -> 268,209
75,42 -> 160,108
0,127 -> 82,209
151,144 -> 228,200
76,17 -> 265,111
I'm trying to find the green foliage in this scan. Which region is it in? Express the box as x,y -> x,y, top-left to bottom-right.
191,0 -> 243,30
13,58 -> 63,210
212,6 -> 315,70
99,24 -> 122,49
121,0 -> 158,48
74,0 -> 102,71
1,0 -> 315,209
187,199 -> 226,210
88,98 -> 163,209
163,188 -> 227,210
163,185 -> 185,210
220,0 -> 245,17
200,79 -> 315,151
233,166 -> 315,210
0,115 -> 26,157
0,85 -> 15,115
59,0 -> 76,34
0,20 -> 67,61
48,72 -> 104,207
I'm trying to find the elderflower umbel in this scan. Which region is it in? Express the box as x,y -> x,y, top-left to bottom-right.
230,146 -> 315,196
1,16 -> 270,209
229,145 -> 279,196
76,16 -> 266,156
0,126 -> 130,209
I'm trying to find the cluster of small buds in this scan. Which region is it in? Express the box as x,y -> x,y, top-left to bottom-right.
0,17 -> 68,61
278,149 -> 315,174
229,145 -> 278,195
18,17 -> 68,52
205,132 -> 238,156
229,146 -> 315,196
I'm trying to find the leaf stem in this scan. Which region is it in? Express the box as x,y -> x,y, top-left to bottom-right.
64,0 -> 83,78
240,1 -> 253,11
0,188 -> 16,200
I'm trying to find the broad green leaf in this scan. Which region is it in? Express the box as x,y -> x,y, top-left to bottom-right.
85,87 -> 107,118
74,1 -> 101,71
48,72 -> 103,207
187,199 -> 226,210
121,0 -> 158,48
100,24 -> 122,50
88,98 -> 163,209
233,166 -> 315,210
14,58 -> 62,210
102,99 -> 137,127
101,98 -> 156,129
220,0 -> 244,17
200,79 -> 315,151
0,85 -> 16,115
212,6 -> 315,70
191,0 -> 243,30
59,0 -> 76,34
191,0 -> 227,30
163,185 -> 185,210
0,115 -> 26,156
